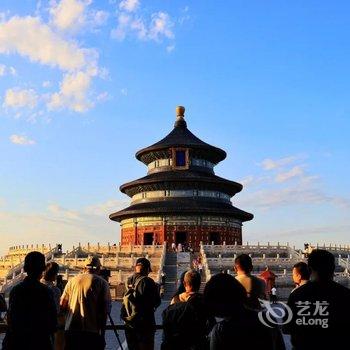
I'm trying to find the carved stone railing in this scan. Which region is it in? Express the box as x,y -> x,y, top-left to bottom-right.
202,243 -> 291,256
200,242 -> 212,281
75,243 -> 164,256
156,243 -> 167,284
0,246 -> 59,293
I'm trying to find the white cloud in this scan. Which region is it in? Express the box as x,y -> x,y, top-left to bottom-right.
48,203 -> 82,220
237,185 -> 350,210
239,175 -> 255,187
148,12 -> 174,41
50,1 -> 109,32
10,134 -> 36,145
42,80 -> 51,88
0,14 -> 104,114
0,16 -> 89,71
178,6 -> 190,25
120,88 -> 127,96
119,0 -> 140,12
0,63 -> 5,76
92,10 -> 109,26
166,44 -> 175,53
3,88 -> 38,109
48,70 -> 93,112
236,154 -> 350,213
85,199 -> 128,216
112,3 -> 174,43
0,207 -> 120,256
261,156 -> 299,170
0,63 -> 16,76
111,13 -> 131,40
0,197 -> 127,255
97,91 -> 110,101
275,165 -> 304,183
9,66 -> 16,75
50,0 -> 86,31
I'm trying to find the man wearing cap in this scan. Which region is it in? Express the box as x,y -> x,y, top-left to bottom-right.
60,256 -> 111,350
122,257 -> 161,350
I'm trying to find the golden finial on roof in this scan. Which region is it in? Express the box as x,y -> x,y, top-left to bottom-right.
176,105 -> 185,118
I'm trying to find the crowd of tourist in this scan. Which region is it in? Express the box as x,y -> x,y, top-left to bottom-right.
1,248 -> 350,350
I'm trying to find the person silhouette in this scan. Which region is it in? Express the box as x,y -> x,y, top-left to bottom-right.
2,251 -> 57,350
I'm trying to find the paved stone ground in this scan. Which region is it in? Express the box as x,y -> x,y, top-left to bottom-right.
105,300 -> 169,350
1,301 -> 292,349
106,301 -> 292,350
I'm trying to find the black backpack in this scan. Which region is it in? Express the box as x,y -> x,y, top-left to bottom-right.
120,276 -> 146,324
162,294 -> 211,350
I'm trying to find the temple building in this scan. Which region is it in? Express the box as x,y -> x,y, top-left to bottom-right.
109,106 -> 253,249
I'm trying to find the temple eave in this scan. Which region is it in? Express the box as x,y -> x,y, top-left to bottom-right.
119,171 -> 243,197
109,202 -> 254,223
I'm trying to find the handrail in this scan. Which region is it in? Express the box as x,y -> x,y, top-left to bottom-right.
0,323 -> 165,334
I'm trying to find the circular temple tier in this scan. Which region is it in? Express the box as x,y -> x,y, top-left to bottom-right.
109,106 -> 253,249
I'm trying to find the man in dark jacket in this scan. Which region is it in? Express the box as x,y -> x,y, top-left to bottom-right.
204,273 -> 285,350
284,249 -> 350,350
162,269 -> 215,350
121,257 -> 161,350
2,251 -> 57,350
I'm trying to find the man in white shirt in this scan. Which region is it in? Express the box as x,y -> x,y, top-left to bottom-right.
60,256 -> 111,350
270,286 -> 277,303
234,254 -> 266,310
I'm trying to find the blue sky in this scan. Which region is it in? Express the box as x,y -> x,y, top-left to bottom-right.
0,0 -> 349,255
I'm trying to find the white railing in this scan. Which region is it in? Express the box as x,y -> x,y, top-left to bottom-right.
200,243 -> 212,281
202,243 -> 291,255
0,272 -> 26,293
0,246 -> 59,293
338,256 -> 350,270
53,256 -> 161,270
72,243 -> 164,256
156,242 -> 167,284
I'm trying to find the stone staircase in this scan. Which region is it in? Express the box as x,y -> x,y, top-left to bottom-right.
162,252 -> 178,300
